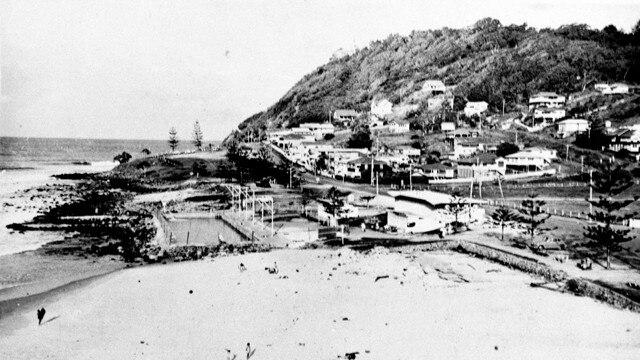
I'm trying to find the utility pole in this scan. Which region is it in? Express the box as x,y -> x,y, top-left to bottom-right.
589,169 -> 594,216
289,167 -> 292,189
376,172 -> 379,195
581,156 -> 584,173
565,144 -> 570,161
409,163 -> 413,191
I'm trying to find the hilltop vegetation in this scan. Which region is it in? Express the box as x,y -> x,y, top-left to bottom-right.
230,18 -> 640,141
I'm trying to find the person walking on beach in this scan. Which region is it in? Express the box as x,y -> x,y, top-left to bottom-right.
37,308 -> 46,325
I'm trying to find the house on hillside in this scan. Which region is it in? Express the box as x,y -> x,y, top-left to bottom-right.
333,109 -> 358,126
528,92 -> 565,110
464,101 -> 489,117
441,122 -> 456,135
299,123 -> 335,139
386,120 -> 410,133
605,127 -> 640,155
533,107 -> 566,122
371,99 -> 393,119
595,83 -> 630,95
337,157 -> 390,181
421,163 -> 456,179
503,147 -> 557,171
422,80 -> 446,95
557,119 -> 589,138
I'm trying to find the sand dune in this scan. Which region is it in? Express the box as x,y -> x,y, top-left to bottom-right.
1,249 -> 639,359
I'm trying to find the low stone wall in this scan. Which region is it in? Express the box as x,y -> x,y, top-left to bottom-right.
453,241 -> 640,313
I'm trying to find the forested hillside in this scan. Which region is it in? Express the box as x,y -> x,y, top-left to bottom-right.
230,18 -> 640,141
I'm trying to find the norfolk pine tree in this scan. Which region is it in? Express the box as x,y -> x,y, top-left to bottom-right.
518,193 -> 551,244
168,127 -> 179,152
584,161 -> 637,269
490,206 -> 521,242
192,120 -> 204,151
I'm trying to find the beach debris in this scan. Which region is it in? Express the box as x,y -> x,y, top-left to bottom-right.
189,290 -> 193,294
374,275 -> 389,282
344,351 -> 359,359
225,349 -> 237,360
265,262 -> 278,274
342,317 -> 349,321
239,263 -> 247,272
37,308 -> 46,325
486,269 -> 501,273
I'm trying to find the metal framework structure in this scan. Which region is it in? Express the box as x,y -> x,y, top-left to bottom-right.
221,184 -> 274,235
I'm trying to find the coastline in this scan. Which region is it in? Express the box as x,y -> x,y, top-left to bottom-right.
0,161 -> 123,310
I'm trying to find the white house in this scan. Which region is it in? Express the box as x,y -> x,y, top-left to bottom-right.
557,119 -> 590,138
528,92 -> 566,110
333,109 -> 358,124
299,123 -> 335,139
504,147 -> 557,170
533,107 -> 566,122
371,99 -> 393,118
464,101 -> 489,117
422,80 -> 446,95
385,120 -> 410,133
441,122 -> 456,134
386,190 -> 485,234
595,83 -> 629,95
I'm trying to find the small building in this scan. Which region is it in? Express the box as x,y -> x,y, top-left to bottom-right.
441,122 -> 456,134
299,123 -> 335,139
421,163 -> 456,179
557,119 -> 589,138
464,101 -> 489,117
386,120 -> 410,133
504,147 -> 557,171
528,92 -> 566,110
606,128 -> 640,154
386,190 -> 486,233
595,83 -> 629,95
422,80 -> 446,95
333,109 -> 358,125
533,107 -> 566,122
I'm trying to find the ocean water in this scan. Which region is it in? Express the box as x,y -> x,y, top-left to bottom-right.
0,136 -> 184,256
0,136 -> 172,169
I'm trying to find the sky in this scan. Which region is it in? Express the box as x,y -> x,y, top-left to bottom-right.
1,0 -> 639,141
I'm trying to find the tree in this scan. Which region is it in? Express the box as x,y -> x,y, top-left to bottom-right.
300,190 -> 313,215
490,206 -> 521,242
192,121 -> 204,151
496,142 -> 519,157
584,162 -> 637,269
168,127 -> 179,152
323,186 -> 346,219
141,148 -> 151,156
518,194 -> 551,244
347,128 -> 373,149
113,151 -> 132,164
448,190 -> 468,231
191,160 -> 208,177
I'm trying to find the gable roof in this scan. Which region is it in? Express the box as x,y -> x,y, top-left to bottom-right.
334,109 -> 358,117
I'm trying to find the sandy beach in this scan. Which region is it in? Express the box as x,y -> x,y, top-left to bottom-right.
1,248 -> 638,359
